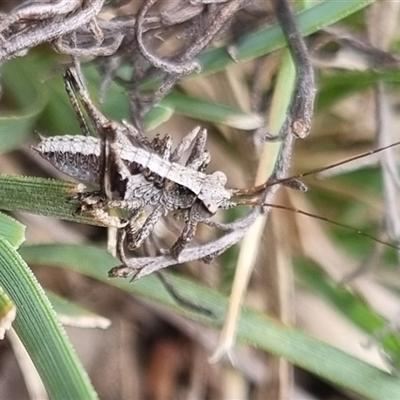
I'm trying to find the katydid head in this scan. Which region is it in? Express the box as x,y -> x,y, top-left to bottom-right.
198,171 -> 231,214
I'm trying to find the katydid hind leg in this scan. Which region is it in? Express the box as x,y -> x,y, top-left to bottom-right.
171,126 -> 202,162
64,67 -> 109,134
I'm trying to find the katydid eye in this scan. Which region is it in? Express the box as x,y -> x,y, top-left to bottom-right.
203,198 -> 218,214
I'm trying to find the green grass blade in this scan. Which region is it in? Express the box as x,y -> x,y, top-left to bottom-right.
0,175 -> 105,226
0,212 -> 26,249
295,257 -> 400,371
318,69 -> 400,110
19,243 -> 400,399
0,238 -> 98,399
199,0 -> 375,74
0,284 -> 16,339
163,91 -> 264,129
144,104 -> 175,130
